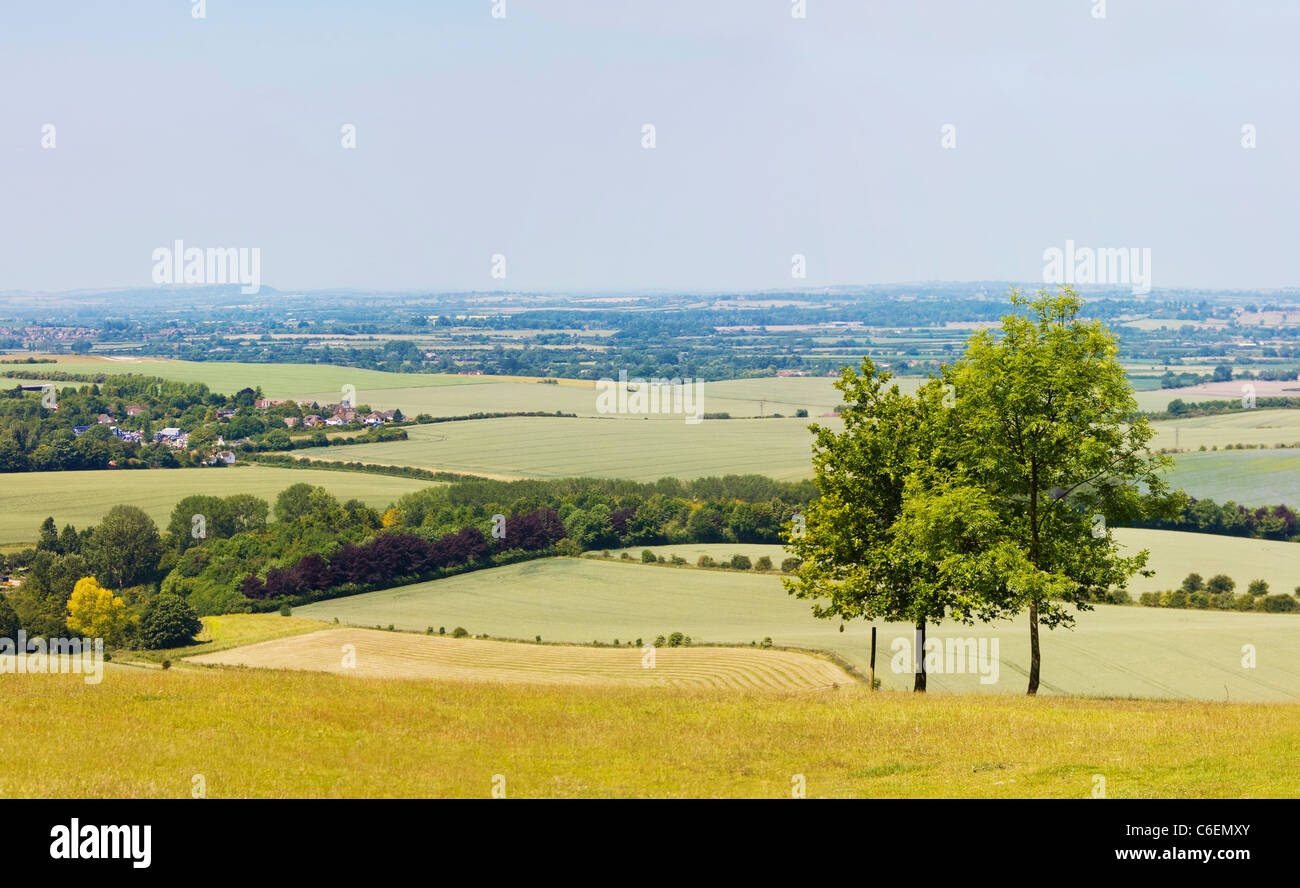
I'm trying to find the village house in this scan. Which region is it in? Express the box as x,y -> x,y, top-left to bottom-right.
126,405 -> 146,416
97,413 -> 115,424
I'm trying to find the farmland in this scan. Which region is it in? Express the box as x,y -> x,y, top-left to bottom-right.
295,543 -> 1300,702
0,466 -> 440,548
293,415 -> 827,482
187,627 -> 852,691
1161,448 -> 1300,508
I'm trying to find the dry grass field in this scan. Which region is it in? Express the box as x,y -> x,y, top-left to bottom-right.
186,627 -> 852,692
1,666 -> 1296,797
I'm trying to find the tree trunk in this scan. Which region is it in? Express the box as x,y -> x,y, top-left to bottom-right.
1027,598 -> 1040,695
913,619 -> 927,692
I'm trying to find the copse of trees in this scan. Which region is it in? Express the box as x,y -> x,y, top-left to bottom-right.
786,288 -> 1178,695
1139,573 -> 1297,613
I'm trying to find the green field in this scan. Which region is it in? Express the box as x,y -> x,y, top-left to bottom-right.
1162,447 -> 1300,507
296,415 -> 826,482
296,542 -> 1300,702
1149,409 -> 1300,451
0,466 -> 439,547
4,666 -> 1295,797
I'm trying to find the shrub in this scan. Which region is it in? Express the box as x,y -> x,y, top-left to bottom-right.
452,626 -> 469,638
641,549 -> 656,563
1232,594 -> 1255,612
795,408 -> 809,418
1106,589 -> 1132,605
1166,589 -> 1188,608
1138,591 -> 1161,607
161,659 -> 171,670
1189,591 -> 1210,609
653,634 -> 665,647
439,626 -> 445,635
670,555 -> 686,565
278,602 -> 292,616
780,557 -> 801,573
1180,573 -> 1204,594
1247,579 -> 1270,596
667,631 -> 685,647
697,555 -> 716,568
1206,574 -> 1236,595
620,552 -> 631,560
755,556 -> 773,571
1262,594 -> 1296,613
729,554 -> 752,570
535,635 -> 541,643
761,637 -> 773,648
137,593 -> 203,650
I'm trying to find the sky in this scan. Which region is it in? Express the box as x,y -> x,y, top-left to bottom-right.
2,0 -> 1298,294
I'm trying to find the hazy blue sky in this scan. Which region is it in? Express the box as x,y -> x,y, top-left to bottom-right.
2,1 -> 1297,293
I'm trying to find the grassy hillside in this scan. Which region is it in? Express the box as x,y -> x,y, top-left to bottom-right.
1,666 -> 1294,797
1149,408 -> 1300,451
295,551 -> 1300,702
0,466 -> 440,547
1162,448 -> 1300,507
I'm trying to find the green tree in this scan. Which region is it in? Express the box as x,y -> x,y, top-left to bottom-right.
783,360 -> 1014,691
83,505 -> 162,590
1180,573 -> 1204,594
1206,574 -> 1236,596
137,593 -> 203,649
36,517 -> 59,553
946,288 -> 1175,694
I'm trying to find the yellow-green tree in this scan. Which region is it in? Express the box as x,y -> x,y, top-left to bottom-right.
66,577 -> 131,645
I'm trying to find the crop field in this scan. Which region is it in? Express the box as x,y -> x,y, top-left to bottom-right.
294,415 -> 827,482
598,531 -> 1300,602
0,466 -> 439,547
295,548 -> 1300,702
3,667 -> 1296,797
1162,447 -> 1300,507
1148,409 -> 1300,451
298,375 -> 852,420
187,627 -> 852,691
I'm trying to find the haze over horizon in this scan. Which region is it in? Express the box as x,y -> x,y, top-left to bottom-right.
4,1 -> 1297,294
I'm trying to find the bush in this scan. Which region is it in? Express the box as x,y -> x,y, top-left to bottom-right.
1206,574 -> 1236,596
1180,573 -> 1204,594
761,637 -> 773,648
1106,588 -> 1132,605
439,626 -> 445,635
1232,594 -> 1256,612
620,552 -> 631,560
653,634 -> 665,647
697,555 -> 716,568
1262,594 -> 1296,613
452,626 -> 469,638
670,555 -> 686,565
278,602 -> 292,616
1139,591 -> 1161,607
641,549 -> 656,563
1247,579 -> 1270,596
780,557 -> 801,573
729,554 -> 752,570
795,408 -> 808,418
1189,591 -> 1210,609
137,593 -> 203,650
755,556 -> 773,571
1166,589 -> 1188,609
667,631 -> 685,647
